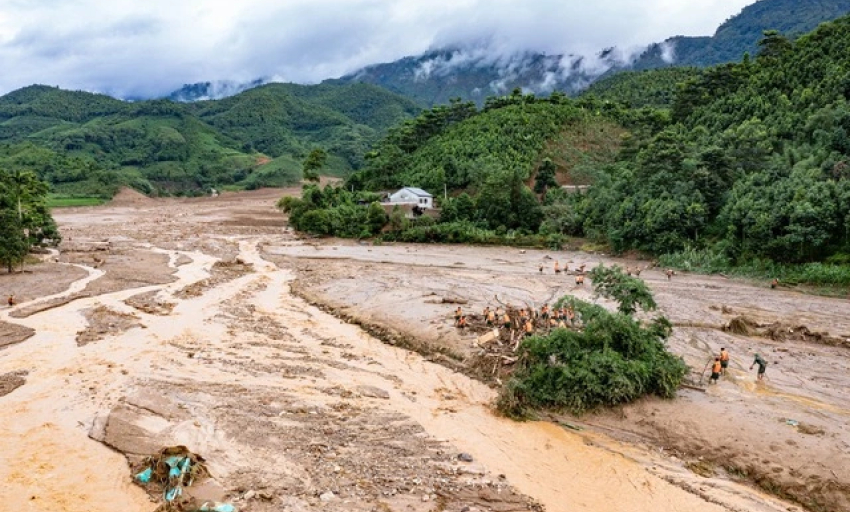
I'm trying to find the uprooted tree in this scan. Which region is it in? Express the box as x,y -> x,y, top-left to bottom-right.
496,266 -> 686,417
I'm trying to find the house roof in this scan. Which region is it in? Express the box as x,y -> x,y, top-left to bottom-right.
397,187 -> 433,198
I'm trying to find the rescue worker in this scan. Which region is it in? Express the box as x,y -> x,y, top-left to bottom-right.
554,261 -> 561,274
539,263 -> 544,273
486,308 -> 496,327
719,347 -> 730,375
503,311 -> 512,330
7,294 -> 15,307
575,274 -> 584,286
454,306 -> 462,324
710,357 -> 722,384
770,278 -> 778,289
750,353 -> 768,381
666,269 -> 674,280
457,315 -> 467,329
524,318 -> 534,337
540,303 -> 549,320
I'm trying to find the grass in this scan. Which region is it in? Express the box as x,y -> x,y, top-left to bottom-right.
47,195 -> 107,208
659,246 -> 850,291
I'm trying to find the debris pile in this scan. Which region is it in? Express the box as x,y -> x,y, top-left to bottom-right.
462,303 -> 584,381
133,446 -> 234,512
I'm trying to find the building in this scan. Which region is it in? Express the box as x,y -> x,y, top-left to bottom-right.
387,187 -> 434,209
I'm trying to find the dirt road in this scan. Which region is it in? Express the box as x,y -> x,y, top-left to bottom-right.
0,188 -> 841,512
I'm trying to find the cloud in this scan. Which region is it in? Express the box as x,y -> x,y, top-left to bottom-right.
0,0 -> 757,98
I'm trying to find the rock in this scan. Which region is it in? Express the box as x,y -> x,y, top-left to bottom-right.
458,452 -> 474,462
356,385 -> 390,399
244,490 -> 256,500
319,491 -> 336,502
422,495 -> 430,502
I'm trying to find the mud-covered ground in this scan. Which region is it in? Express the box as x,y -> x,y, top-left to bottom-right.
0,187 -> 841,512
268,242 -> 850,512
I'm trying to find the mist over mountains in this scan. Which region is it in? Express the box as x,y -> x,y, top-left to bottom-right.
333,0 -> 850,106
163,0 -> 850,106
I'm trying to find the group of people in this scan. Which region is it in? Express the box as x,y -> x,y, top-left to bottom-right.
454,303 -> 579,337
539,261 -> 587,285
709,348 -> 769,383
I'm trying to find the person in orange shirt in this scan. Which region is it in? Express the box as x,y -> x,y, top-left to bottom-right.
457,315 -> 467,329
524,318 -> 534,337
709,357 -> 722,384
719,348 -> 730,375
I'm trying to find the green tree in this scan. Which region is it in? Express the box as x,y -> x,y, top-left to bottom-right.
0,210 -> 28,273
302,148 -> 328,182
366,201 -> 388,234
534,158 -> 558,195
0,169 -> 59,272
588,265 -> 657,315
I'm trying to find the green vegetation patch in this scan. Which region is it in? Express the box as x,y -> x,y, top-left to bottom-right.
497,266 -> 687,418
46,195 -> 106,208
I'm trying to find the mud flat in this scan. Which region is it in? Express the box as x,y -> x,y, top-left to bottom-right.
269,241 -> 850,512
0,189 -> 828,512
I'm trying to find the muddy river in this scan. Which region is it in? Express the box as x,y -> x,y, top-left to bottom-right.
0,188 -> 845,512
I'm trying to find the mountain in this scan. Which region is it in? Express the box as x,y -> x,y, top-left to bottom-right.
0,82 -> 419,197
331,47 -> 631,108
336,0 -> 850,107
167,79 -> 268,102
631,0 -> 850,69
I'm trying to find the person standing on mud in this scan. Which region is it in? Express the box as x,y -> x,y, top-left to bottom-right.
454,306 -> 462,325
486,308 -> 496,327
503,311 -> 512,330
7,294 -> 15,307
710,357 -> 722,384
524,318 -> 534,337
750,353 -> 768,381
720,348 -> 730,375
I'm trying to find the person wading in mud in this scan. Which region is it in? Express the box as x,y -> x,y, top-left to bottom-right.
7,294 -> 15,307
750,353 -> 768,381
710,357 -> 722,384
454,306 -> 462,325
503,311 -> 512,330
554,261 -> 561,274
486,308 -> 496,327
720,347 -> 730,375
457,315 -> 467,329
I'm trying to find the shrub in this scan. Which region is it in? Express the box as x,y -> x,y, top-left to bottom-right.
497,275 -> 687,418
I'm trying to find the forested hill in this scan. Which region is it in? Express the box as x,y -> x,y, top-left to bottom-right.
579,68 -> 702,109
318,15 -> 850,284
0,82 -> 419,197
335,0 -> 850,107
570,14 -> 850,269
632,0 -> 850,69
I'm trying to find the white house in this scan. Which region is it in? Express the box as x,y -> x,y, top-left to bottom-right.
388,187 -> 433,209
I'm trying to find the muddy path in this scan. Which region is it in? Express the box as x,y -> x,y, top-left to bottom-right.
0,189 -> 819,512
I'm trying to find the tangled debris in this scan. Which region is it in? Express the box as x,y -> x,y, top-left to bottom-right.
134,446 -> 234,512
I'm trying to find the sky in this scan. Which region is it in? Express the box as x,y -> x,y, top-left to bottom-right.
0,0 -> 758,98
